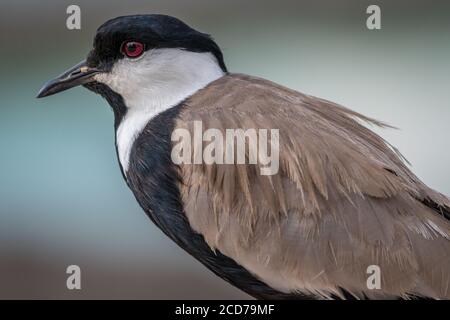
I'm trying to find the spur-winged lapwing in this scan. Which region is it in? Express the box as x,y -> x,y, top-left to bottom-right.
37,14 -> 450,299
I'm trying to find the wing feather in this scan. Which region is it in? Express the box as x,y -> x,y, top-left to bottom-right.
176,74 -> 450,298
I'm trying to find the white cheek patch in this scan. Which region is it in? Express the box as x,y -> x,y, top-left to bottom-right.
93,48 -> 225,173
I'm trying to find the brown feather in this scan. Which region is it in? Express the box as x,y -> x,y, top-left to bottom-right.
176,74 -> 450,299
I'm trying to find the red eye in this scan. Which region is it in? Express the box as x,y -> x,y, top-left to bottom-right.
121,41 -> 145,58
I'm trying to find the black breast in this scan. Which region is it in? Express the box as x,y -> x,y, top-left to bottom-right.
124,103 -> 311,299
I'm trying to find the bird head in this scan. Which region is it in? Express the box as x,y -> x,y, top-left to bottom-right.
37,14 -> 227,103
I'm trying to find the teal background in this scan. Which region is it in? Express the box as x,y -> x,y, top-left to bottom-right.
0,0 -> 449,298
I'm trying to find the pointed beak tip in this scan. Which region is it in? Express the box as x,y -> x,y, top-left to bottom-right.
36,88 -> 48,99
36,79 -> 58,99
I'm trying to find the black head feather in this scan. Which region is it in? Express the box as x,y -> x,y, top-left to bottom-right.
86,14 -> 227,72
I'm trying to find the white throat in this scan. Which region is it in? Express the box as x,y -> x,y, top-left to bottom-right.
94,48 -> 225,173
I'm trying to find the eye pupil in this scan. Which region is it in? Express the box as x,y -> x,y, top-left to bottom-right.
121,41 -> 144,58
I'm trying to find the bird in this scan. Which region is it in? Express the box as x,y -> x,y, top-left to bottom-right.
37,14 -> 450,299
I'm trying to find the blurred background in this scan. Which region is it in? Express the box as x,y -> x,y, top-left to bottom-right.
0,0 -> 449,299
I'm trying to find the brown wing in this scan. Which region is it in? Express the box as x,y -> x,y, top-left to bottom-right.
175,74 -> 450,299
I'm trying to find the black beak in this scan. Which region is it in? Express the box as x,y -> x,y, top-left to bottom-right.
37,60 -> 101,98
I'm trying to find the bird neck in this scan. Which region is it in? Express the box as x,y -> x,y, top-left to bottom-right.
111,49 -> 226,173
